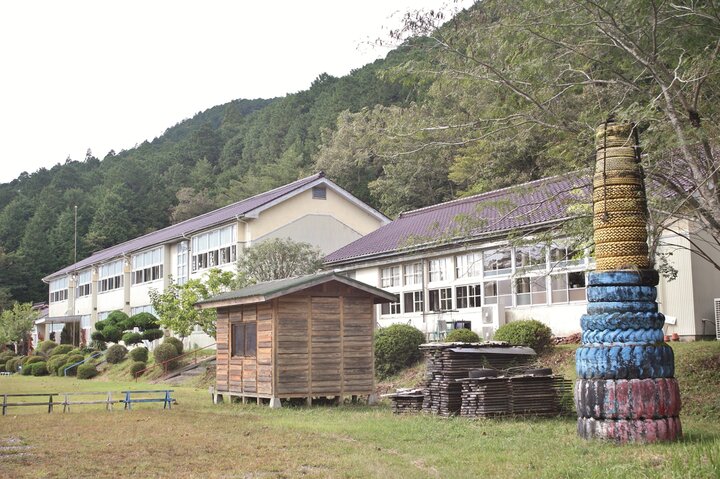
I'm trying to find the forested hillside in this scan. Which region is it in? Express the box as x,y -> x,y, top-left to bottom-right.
1,0 -> 718,305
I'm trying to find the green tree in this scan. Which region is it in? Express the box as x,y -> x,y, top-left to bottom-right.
149,269 -> 235,338
237,238 -> 323,285
0,302 -> 39,353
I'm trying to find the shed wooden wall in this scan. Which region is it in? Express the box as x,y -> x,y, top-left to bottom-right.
275,281 -> 375,398
216,302 -> 273,396
216,280 -> 376,399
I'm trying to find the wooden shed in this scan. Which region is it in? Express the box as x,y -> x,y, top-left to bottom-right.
197,272 -> 397,407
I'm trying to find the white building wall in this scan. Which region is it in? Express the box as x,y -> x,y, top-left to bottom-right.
96,289 -> 124,315
656,227 -> 696,337
690,228 -> 720,338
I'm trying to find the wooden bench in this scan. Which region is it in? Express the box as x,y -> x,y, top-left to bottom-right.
121,390 -> 175,410
2,393 -> 58,415
61,391 -> 121,412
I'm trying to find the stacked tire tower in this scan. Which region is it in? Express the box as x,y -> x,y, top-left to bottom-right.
575,121 -> 682,443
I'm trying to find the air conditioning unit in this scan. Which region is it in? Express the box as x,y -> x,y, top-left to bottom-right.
715,298 -> 720,340
479,304 -> 500,341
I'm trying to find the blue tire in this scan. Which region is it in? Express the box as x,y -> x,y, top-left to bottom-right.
587,301 -> 658,314
576,344 -> 674,379
587,270 -> 659,287
587,285 -> 657,302
581,312 -> 665,331
582,328 -> 664,345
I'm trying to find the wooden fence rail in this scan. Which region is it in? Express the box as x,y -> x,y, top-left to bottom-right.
1,390 -> 175,415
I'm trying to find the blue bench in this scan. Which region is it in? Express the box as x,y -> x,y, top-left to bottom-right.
121,390 -> 175,410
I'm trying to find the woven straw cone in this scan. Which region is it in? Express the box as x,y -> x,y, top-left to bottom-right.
594,212 -> 647,229
596,255 -> 650,270
596,147 -> 636,160
595,157 -> 638,173
595,241 -> 648,259
594,198 -> 647,215
595,123 -> 634,142
592,185 -> 645,201
595,137 -> 634,148
593,174 -> 644,188
594,226 -> 647,244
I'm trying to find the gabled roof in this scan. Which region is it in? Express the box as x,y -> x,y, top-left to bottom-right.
195,271 -> 398,308
324,171 -> 590,265
45,173 -> 387,281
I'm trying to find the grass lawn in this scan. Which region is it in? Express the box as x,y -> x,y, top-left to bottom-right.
1,342 -> 719,478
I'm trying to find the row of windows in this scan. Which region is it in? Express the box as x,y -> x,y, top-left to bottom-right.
380,272 -> 587,315
98,275 -> 123,293
380,244 -> 584,288
192,245 -> 236,272
132,265 -> 163,285
50,289 -> 68,303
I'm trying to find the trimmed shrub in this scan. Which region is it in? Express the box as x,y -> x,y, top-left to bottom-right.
49,344 -> 74,356
129,347 -> 149,363
21,364 -> 34,375
89,339 -> 107,351
24,356 -> 44,366
90,330 -> 105,342
130,361 -> 147,377
106,344 -> 128,364
63,354 -> 86,376
374,324 -> 425,379
31,362 -> 48,376
102,326 -> 122,343
16,356 -> 28,366
142,329 -> 164,341
77,363 -> 98,380
46,354 -> 69,375
131,312 -> 160,330
153,343 -> 180,370
37,340 -> 58,354
163,337 -> 184,355
106,311 -> 130,328
493,319 -> 554,354
5,358 -> 19,373
445,329 -> 481,343
93,320 -> 107,331
122,332 -> 143,346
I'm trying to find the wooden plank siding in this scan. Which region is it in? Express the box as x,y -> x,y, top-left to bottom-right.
216,279 -> 377,400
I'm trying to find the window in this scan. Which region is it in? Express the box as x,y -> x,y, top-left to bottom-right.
551,272 -> 587,303
49,277 -> 68,303
232,322 -> 257,357
98,260 -> 124,293
550,242 -> 584,267
483,279 -> 512,309
132,247 -> 164,285
130,305 -> 156,316
98,311 -> 110,321
429,288 -> 452,311
403,291 -> 424,313
380,266 -> 401,288
429,257 -> 452,282
456,284 -> 482,309
176,241 -> 189,285
515,246 -> 546,271
312,186 -> 327,199
191,225 -> 236,273
456,252 -> 482,278
76,270 -> 92,297
404,262 -> 422,286
515,276 -> 547,306
380,300 -> 401,315
483,248 -> 512,276
80,315 -> 92,329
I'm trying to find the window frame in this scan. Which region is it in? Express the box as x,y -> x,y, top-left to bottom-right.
191,225 -> 237,273
231,322 -> 257,357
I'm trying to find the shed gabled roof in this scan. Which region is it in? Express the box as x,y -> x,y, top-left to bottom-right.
324,171 -> 590,265
195,271 -> 398,308
44,173 -> 388,281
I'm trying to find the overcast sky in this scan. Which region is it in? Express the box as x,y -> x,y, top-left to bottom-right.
0,1 -> 469,184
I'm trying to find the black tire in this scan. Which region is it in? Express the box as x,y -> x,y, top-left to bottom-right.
525,368 -> 552,376
587,285 -> 657,302
581,328 -> 664,345
581,311 -> 665,331
587,270 -> 659,287
574,378 -> 681,419
577,416 -> 682,443
575,344 -> 675,379
468,368 -> 499,378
